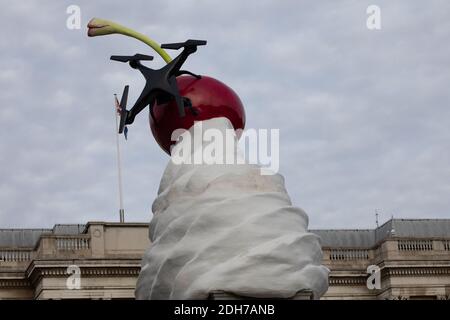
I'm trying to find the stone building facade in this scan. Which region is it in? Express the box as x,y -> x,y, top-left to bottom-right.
0,219 -> 449,299
313,219 -> 450,299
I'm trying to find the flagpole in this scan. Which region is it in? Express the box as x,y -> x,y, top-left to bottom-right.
114,94 -> 125,223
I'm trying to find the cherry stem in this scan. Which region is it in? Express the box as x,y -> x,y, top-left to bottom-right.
88,18 -> 173,63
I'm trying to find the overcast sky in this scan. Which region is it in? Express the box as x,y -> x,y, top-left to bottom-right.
0,0 -> 449,229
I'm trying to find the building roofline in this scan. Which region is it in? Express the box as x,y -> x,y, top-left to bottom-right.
1,219 -> 449,248
310,218 -> 450,232
1,218 -> 449,233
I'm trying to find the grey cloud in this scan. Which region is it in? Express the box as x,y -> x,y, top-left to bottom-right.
0,0 -> 449,228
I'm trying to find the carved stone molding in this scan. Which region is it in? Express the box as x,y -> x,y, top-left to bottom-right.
27,264 -> 141,286
0,278 -> 30,288
387,267 -> 450,277
329,277 -> 367,286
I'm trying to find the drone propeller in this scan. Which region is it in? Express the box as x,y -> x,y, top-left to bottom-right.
118,85 -> 129,134
161,39 -> 207,50
110,54 -> 154,63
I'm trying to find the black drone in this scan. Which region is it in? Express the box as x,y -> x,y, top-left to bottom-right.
111,39 -> 207,134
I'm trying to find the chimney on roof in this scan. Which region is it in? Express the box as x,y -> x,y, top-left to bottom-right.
390,216 -> 396,236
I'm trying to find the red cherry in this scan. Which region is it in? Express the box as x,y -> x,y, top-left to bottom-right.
149,75 -> 246,154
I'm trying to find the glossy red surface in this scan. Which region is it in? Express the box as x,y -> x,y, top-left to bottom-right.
149,75 -> 246,154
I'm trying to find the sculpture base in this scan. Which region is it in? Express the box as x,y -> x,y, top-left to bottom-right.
208,290 -> 313,300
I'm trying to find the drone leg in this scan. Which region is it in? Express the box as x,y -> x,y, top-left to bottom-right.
125,110 -> 137,126
177,70 -> 202,79
174,94 -> 186,117
183,97 -> 199,116
119,109 -> 129,134
166,76 -> 186,117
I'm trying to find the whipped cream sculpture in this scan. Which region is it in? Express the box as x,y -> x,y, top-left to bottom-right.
88,18 -> 329,299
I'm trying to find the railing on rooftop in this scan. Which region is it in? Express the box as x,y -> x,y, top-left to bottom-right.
0,250 -> 32,262
329,249 -> 370,261
398,240 -> 433,251
443,240 -> 450,251
55,236 -> 90,251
